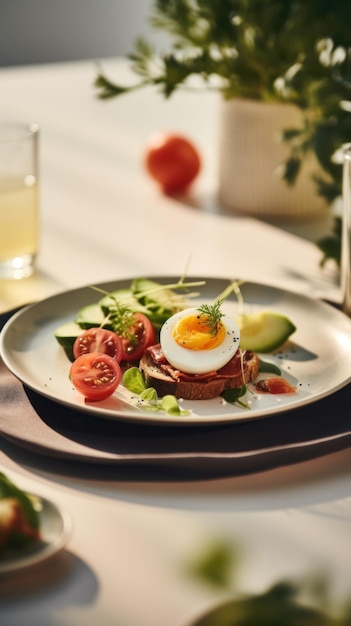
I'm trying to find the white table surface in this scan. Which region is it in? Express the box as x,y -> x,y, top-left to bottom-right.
0,59 -> 350,626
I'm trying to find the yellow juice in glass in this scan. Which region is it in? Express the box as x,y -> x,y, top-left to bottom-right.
0,175 -> 39,264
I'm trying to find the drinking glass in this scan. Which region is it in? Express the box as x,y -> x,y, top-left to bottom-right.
0,122 -> 39,279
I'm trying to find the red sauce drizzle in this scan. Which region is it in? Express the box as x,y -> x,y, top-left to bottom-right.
255,377 -> 296,394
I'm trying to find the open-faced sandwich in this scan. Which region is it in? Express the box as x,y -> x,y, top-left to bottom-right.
139,302 -> 260,400
55,277 -> 297,411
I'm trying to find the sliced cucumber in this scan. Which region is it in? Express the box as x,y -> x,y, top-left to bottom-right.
54,320 -> 83,361
100,284 -> 172,330
131,278 -> 186,319
99,288 -> 149,316
237,311 -> 296,353
131,278 -> 163,300
75,303 -> 111,329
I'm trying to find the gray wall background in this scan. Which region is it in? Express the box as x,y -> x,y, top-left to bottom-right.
0,0 -> 161,67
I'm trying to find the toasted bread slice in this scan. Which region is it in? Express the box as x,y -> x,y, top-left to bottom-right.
139,348 -> 260,400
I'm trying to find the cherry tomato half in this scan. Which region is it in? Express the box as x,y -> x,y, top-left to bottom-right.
120,312 -> 156,362
73,328 -> 123,362
70,352 -> 122,402
144,133 -> 201,194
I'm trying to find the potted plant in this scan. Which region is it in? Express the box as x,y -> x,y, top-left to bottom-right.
94,0 -> 351,267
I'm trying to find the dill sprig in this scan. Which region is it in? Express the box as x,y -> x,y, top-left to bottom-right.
105,298 -> 139,345
197,299 -> 224,337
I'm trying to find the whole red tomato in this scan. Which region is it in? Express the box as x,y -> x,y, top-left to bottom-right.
144,133 -> 201,194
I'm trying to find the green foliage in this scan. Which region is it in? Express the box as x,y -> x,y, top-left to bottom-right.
221,384 -> 249,408
193,581 -> 345,626
94,0 -> 351,265
185,536 -> 351,625
317,216 -> 342,267
186,538 -> 239,589
122,367 -> 190,415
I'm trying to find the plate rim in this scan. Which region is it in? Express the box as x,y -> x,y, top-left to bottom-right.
1,275 -> 351,427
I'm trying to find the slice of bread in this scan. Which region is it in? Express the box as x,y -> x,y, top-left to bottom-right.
139,347 -> 260,400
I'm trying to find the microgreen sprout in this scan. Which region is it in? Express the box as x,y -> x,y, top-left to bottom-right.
134,278 -> 206,303
215,279 -> 245,315
123,367 -> 190,416
220,348 -> 253,409
221,384 -> 249,409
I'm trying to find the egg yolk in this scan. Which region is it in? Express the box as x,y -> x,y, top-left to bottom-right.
173,314 -> 226,350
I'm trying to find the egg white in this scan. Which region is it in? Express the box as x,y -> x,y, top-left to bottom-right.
160,307 -> 240,374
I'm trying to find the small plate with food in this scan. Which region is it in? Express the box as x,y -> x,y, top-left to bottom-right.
0,471 -> 72,574
1,276 -> 351,426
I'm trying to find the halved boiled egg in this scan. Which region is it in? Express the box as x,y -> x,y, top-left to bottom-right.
160,307 -> 240,374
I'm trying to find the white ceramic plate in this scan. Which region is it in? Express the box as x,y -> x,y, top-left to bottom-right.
1,276 -> 351,426
0,494 -> 72,574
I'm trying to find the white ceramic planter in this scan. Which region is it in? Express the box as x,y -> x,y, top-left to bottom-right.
218,98 -> 329,219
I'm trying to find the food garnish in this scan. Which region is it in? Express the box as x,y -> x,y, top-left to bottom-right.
197,300 -> 225,338
258,359 -> 282,375
0,472 -> 42,554
123,367 -> 190,416
221,384 -> 249,409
